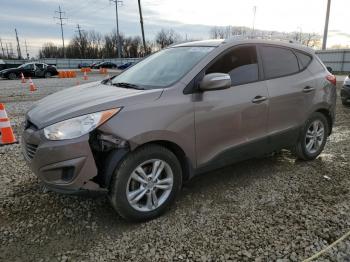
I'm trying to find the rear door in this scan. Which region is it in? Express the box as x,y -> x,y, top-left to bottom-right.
194,45 -> 270,169
259,45 -> 316,148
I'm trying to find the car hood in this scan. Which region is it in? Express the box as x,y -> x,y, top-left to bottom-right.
27,81 -> 163,129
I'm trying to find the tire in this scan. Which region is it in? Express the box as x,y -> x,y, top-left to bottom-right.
8,73 -> 17,80
44,71 -> 52,78
293,112 -> 329,161
109,144 -> 182,222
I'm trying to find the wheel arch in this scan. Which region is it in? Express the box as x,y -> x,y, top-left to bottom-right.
136,140 -> 194,182
315,108 -> 333,135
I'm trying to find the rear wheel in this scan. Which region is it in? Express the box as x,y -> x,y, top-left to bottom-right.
44,71 -> 52,78
8,73 -> 17,80
109,144 -> 182,222
293,112 -> 329,160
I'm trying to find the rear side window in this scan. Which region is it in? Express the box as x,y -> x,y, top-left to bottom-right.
206,46 -> 259,86
295,51 -> 312,70
260,46 -> 299,79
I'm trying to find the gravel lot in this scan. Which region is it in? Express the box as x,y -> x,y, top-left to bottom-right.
1,74 -> 350,261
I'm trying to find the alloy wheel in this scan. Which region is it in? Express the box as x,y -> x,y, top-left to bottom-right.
126,159 -> 174,212
305,120 -> 325,154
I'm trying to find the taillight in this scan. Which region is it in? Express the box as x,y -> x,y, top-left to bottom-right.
326,75 -> 336,86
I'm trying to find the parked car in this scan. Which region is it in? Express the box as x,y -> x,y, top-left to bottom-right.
90,62 -> 100,68
78,62 -> 91,69
117,62 -> 133,70
92,61 -> 117,69
341,75 -> 350,105
22,39 -> 337,221
0,62 -> 58,79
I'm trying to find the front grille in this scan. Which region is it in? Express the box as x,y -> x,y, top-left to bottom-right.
25,143 -> 38,159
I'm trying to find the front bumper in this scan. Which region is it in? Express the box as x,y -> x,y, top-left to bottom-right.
22,126 -> 104,194
341,85 -> 350,103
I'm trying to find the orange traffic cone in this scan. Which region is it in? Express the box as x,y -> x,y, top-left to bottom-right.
21,73 -> 26,83
0,103 -> 17,146
29,78 -> 37,92
83,71 -> 88,80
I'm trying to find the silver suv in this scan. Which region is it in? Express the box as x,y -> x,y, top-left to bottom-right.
22,39 -> 337,221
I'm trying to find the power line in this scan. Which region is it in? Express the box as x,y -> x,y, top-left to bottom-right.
54,5 -> 68,58
15,28 -> 22,59
110,0 -> 123,58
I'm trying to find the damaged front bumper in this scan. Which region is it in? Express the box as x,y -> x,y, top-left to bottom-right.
21,125 -> 113,194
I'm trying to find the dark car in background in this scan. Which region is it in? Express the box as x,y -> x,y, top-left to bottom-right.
117,62 -> 133,70
0,62 -> 58,80
77,62 -> 91,69
341,75 -> 350,105
92,61 -> 117,69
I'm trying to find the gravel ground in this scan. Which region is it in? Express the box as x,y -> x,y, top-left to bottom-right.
0,76 -> 350,261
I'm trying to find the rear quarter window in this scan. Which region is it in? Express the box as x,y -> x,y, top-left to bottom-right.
260,46 -> 299,79
295,51 -> 312,70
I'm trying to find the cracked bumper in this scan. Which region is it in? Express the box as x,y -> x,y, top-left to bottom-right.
22,127 -> 104,194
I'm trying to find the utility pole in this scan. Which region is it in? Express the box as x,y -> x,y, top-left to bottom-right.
110,0 -> 123,58
252,6 -> 257,38
15,28 -> 22,59
9,43 -> 14,58
322,0 -> 331,50
0,38 -> 5,58
25,40 -> 29,59
76,24 -> 85,58
5,43 -> 9,59
54,5 -> 67,58
138,0 -> 147,55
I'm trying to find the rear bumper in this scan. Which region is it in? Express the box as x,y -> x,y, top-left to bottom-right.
21,126 -> 104,194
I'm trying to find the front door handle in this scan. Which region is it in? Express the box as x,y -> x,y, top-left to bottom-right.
303,86 -> 315,93
252,95 -> 267,103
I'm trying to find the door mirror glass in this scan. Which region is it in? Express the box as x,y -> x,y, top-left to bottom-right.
199,73 -> 231,91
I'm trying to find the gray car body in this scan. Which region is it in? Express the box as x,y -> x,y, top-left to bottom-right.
22,39 -> 337,193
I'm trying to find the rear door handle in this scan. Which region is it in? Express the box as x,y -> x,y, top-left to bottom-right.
303,86 -> 315,93
252,96 -> 267,103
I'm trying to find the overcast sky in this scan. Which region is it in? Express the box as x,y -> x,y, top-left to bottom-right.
1,0 -> 349,57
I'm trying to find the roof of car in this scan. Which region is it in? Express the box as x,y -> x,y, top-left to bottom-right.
172,39 -> 315,54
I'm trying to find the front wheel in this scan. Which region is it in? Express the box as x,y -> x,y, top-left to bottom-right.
293,112 -> 329,160
109,145 -> 182,222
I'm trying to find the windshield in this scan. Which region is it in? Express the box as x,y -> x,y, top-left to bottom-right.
112,46 -> 214,88
18,63 -> 31,69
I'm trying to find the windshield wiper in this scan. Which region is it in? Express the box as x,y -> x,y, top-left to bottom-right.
112,82 -> 144,90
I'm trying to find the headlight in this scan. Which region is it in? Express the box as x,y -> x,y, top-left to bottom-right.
44,108 -> 120,140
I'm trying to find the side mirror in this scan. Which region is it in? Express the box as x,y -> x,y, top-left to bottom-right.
199,73 -> 231,91
327,66 -> 333,74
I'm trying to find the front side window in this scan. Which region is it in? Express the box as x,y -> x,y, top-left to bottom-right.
206,46 -> 259,86
260,46 -> 299,79
19,63 -> 34,70
35,63 -> 44,69
112,46 -> 214,88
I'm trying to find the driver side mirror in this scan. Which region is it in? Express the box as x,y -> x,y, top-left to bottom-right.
199,73 -> 231,91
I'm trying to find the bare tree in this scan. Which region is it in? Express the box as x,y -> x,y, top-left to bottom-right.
155,29 -> 181,49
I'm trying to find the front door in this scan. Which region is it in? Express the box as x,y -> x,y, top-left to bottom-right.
194,45 -> 269,169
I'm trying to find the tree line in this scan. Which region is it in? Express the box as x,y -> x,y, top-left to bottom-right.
38,29 -> 182,59
2,26 -> 324,60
